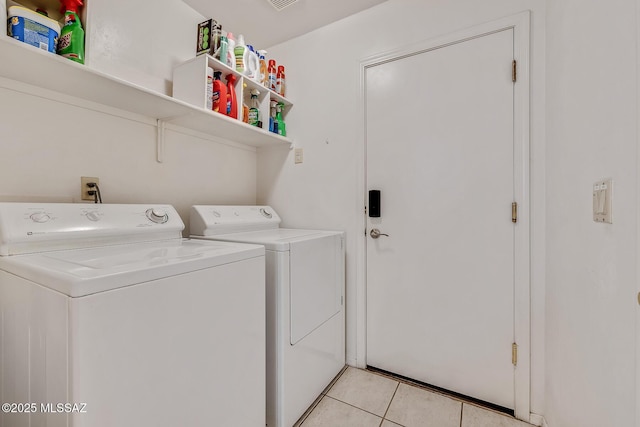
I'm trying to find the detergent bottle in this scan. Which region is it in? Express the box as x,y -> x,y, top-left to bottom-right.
212,71 -> 227,114
246,45 -> 260,80
226,73 -> 238,119
234,34 -> 246,74
57,0 -> 84,63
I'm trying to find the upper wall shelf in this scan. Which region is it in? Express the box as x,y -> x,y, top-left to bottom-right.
0,35 -> 293,148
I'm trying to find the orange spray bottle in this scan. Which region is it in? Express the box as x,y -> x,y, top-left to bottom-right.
258,50 -> 268,87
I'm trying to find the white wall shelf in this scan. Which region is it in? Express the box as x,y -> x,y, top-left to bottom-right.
173,54 -> 292,139
0,35 -> 293,148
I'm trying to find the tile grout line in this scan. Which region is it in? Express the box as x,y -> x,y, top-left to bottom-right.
381,382 -> 401,423
298,365 -> 350,425
459,401 -> 464,427
323,395 -> 387,421
322,365 -> 349,395
295,394 -> 325,426
367,367 -> 521,422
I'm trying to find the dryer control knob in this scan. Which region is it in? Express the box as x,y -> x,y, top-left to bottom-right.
146,208 -> 168,224
86,211 -> 101,221
30,212 -> 51,223
260,208 -> 272,218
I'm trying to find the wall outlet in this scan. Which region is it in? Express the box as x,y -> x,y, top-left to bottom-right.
81,177 -> 99,201
294,148 -> 303,164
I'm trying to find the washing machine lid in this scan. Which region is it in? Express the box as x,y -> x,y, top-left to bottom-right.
194,228 -> 343,251
0,239 -> 264,297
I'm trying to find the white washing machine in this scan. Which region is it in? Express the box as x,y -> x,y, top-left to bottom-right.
190,205 -> 345,427
0,203 -> 266,427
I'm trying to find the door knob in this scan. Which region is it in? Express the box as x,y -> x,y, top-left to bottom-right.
370,228 -> 389,239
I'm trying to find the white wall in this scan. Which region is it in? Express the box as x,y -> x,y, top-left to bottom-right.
87,0 -> 203,95
0,0 -> 257,231
545,1 -> 637,426
0,84 -> 257,228
258,0 -> 547,416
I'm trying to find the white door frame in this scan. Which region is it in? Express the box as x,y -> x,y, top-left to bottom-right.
354,11 -> 531,420
636,1 -> 640,425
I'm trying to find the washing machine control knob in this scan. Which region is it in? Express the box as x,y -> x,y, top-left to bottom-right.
85,211 -> 101,221
260,208 -> 272,218
30,212 -> 51,223
146,208 -> 168,224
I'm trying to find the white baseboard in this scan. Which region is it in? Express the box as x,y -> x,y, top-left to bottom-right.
529,413 -> 548,427
346,357 -> 358,367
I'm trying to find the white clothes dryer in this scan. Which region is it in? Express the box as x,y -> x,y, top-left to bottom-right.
190,205 -> 345,427
0,203 -> 265,427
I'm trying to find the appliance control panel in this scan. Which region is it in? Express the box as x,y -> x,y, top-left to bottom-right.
190,205 -> 281,236
0,203 -> 184,255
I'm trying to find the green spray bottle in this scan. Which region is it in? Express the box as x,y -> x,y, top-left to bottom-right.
276,102 -> 286,137
248,89 -> 260,127
57,0 -> 84,64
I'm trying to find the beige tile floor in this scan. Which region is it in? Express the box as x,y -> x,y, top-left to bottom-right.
296,367 -> 534,427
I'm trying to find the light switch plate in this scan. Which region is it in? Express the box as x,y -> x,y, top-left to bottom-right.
593,178 -> 612,224
294,148 -> 303,164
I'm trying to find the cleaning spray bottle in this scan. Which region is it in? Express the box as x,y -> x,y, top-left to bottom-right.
276,65 -> 286,97
276,102 -> 286,137
269,100 -> 277,133
258,50 -> 268,87
268,59 -> 277,91
57,0 -> 84,63
248,89 -> 260,127
206,67 -> 214,110
226,73 -> 238,119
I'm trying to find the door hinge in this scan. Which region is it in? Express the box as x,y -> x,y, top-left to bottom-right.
512,342 -> 518,366
512,60 -> 517,82
512,202 -> 518,223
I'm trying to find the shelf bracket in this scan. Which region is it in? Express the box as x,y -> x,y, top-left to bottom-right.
156,119 -> 166,163
155,115 -> 186,163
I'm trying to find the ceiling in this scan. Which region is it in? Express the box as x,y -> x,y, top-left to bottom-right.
182,0 -> 388,49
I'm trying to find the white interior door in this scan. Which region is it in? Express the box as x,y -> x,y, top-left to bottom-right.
366,29 -> 517,410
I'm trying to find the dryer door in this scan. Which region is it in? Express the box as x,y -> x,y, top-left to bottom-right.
289,234 -> 342,344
